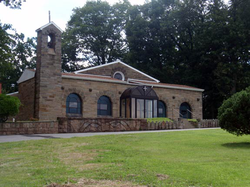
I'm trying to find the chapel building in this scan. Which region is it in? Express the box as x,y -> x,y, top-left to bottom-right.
15,22 -> 203,121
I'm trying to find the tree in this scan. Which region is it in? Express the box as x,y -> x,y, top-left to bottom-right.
0,22 -> 15,93
62,0 -> 130,70
0,24 -> 36,93
218,87 -> 250,136
0,0 -> 35,93
8,33 -> 36,92
0,94 -> 21,122
0,0 -> 25,9
125,0 -> 177,83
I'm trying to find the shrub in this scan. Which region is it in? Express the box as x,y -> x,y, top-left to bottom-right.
0,94 -> 21,122
147,118 -> 173,123
188,119 -> 199,128
218,87 -> 250,136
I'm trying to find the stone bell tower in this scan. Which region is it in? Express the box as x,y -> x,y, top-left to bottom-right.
35,22 -> 63,121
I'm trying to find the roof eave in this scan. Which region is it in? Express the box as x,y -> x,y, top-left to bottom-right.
63,74 -> 204,92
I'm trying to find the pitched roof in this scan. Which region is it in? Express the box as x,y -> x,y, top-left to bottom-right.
35,21 -> 63,33
17,69 -> 35,84
74,60 -> 160,83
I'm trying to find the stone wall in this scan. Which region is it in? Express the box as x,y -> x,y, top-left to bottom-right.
0,118 -> 219,135
0,121 -> 58,135
200,119 -> 219,128
16,78 -> 35,121
58,117 -> 148,133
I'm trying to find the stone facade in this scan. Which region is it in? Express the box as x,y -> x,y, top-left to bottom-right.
60,78 -> 202,120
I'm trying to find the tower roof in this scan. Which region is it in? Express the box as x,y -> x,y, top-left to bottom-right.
35,21 -> 63,33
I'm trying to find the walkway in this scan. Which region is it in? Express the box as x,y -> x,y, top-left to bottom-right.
0,128 -> 220,143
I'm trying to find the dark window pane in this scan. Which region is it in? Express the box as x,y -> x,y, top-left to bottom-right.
66,93 -> 82,114
114,73 -> 123,80
97,96 -> 112,116
180,102 -> 191,119
158,101 -> 166,117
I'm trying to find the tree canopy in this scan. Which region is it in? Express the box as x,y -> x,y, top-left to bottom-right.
0,0 -> 25,9
62,0 -> 130,70
0,0 -> 36,93
0,22 -> 36,93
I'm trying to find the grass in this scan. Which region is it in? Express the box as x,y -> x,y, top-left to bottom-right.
1,129 -> 250,186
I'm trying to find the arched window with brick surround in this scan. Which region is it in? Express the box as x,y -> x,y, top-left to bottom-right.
66,93 -> 82,117
158,100 -> 167,117
97,96 -> 112,116
180,102 -> 192,119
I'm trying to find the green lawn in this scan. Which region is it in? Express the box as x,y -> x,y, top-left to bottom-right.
1,129 -> 250,187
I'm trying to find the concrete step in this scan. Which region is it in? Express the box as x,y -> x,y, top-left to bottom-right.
179,118 -> 197,129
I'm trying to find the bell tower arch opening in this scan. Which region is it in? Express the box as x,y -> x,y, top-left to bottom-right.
47,33 -> 56,50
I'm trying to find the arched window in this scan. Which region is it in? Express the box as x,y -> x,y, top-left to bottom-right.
158,100 -> 166,117
180,102 -> 191,119
97,96 -> 112,116
66,93 -> 82,116
113,71 -> 125,81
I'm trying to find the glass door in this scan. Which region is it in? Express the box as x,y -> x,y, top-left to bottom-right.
137,99 -> 144,118
145,100 -> 153,118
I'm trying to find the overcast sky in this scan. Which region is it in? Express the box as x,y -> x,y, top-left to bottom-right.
0,0 -> 145,38
0,0 -> 229,38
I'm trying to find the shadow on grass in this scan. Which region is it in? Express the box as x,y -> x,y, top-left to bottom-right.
222,142 -> 250,149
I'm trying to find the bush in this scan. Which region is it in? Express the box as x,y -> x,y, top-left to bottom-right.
0,94 -> 21,122
188,119 -> 199,128
218,87 -> 250,136
147,118 -> 173,123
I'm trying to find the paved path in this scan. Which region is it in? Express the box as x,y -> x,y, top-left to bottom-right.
0,128 -> 220,143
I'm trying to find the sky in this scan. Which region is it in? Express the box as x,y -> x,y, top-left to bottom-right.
0,0 -> 145,38
0,0 -> 229,39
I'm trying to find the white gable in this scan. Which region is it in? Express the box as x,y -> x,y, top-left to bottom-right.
35,21 -> 63,33
74,60 -> 160,83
